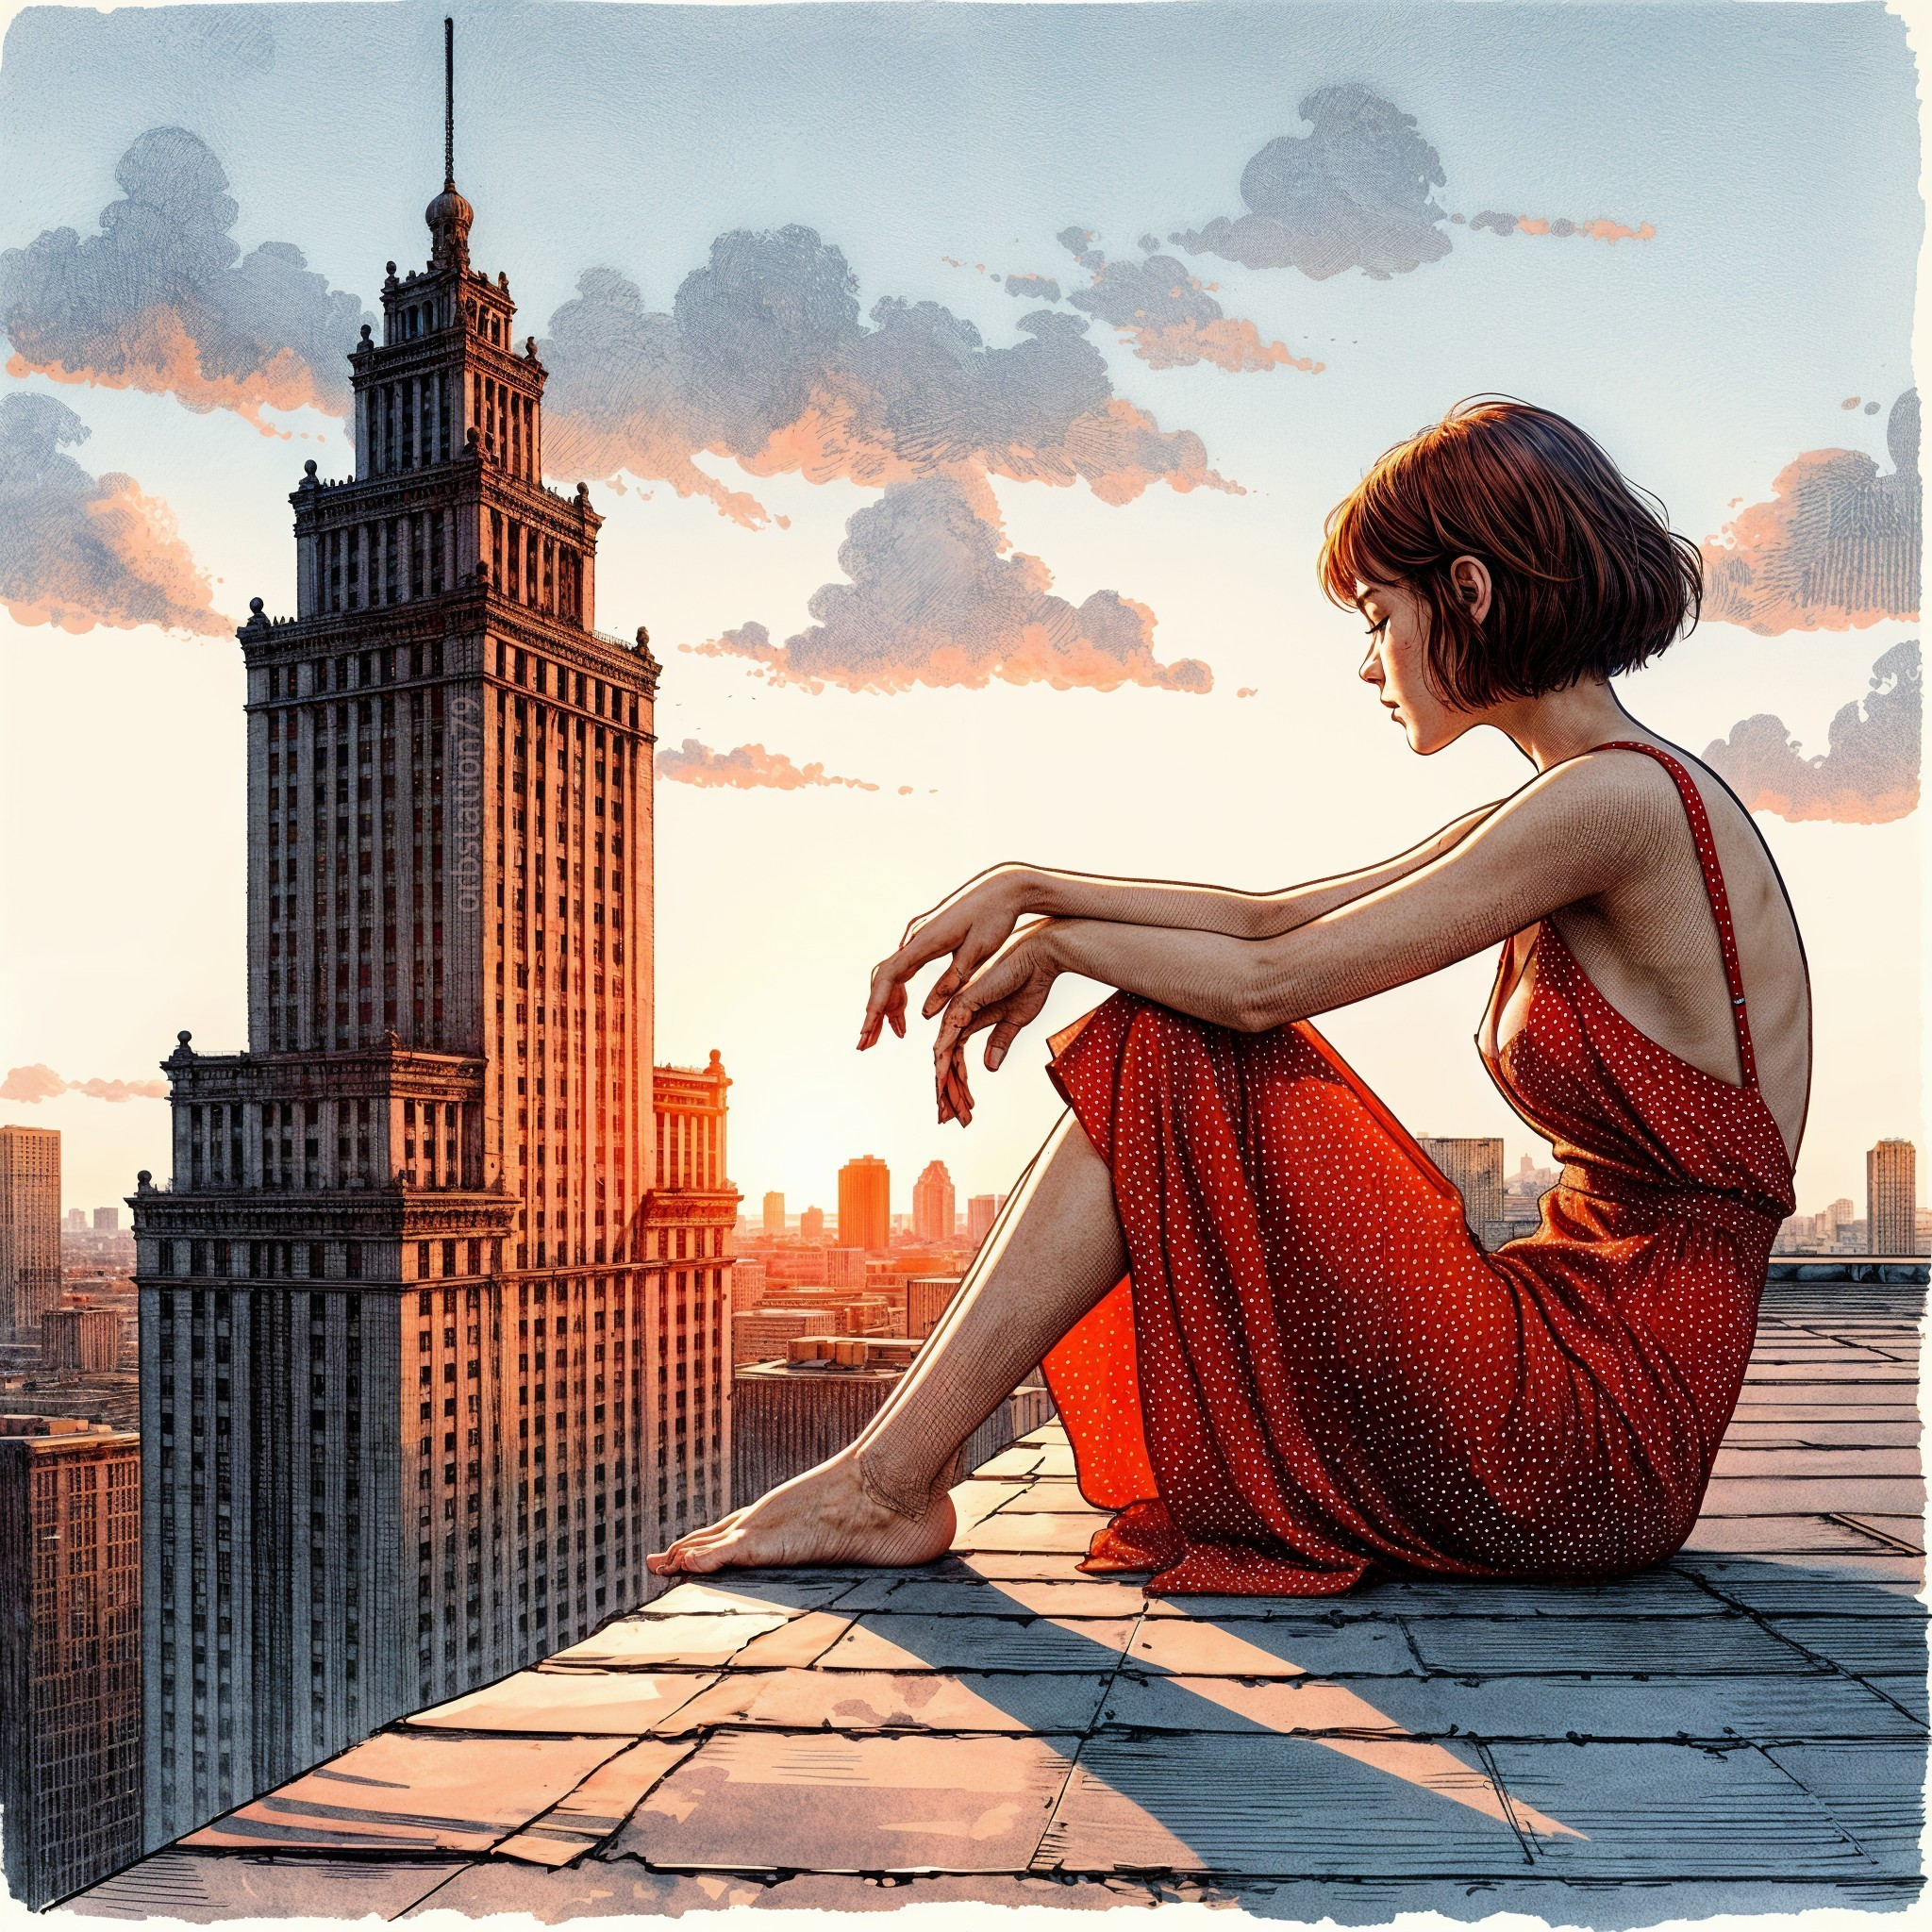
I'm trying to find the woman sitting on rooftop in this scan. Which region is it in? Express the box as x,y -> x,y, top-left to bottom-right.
650,396 -> 1807,1596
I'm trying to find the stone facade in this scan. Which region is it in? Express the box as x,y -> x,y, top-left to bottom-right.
0,1418 -> 142,1907
0,1124 -> 61,1341
130,149 -> 731,1853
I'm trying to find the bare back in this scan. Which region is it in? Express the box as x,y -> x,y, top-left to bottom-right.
1492,738 -> 1811,1162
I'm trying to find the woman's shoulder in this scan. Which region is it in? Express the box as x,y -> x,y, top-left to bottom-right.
1505,740 -> 1699,852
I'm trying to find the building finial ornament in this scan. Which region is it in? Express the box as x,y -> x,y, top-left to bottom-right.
425,15 -> 474,270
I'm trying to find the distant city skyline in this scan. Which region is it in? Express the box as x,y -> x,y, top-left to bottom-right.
11,1114 -> 1928,1245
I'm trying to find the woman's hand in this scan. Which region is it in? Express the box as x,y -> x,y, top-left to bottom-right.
858,866 -> 1034,1052
929,920 -> 1065,1125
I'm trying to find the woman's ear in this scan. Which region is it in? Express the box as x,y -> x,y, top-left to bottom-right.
1451,555 -> 1493,626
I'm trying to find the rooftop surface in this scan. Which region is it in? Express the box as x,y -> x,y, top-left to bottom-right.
65,1272 -> 1926,1925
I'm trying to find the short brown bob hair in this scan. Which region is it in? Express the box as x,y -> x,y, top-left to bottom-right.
1318,397 -> 1702,709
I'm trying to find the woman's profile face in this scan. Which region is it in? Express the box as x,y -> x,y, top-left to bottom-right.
1357,578 -> 1463,756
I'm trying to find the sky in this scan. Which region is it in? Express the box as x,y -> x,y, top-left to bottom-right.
0,0 -> 1923,1224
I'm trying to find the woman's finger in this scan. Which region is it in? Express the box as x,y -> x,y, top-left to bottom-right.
859,958 -> 902,1047
984,1015 -> 1028,1071
936,1041 -> 973,1124
922,960 -> 969,1020
860,942 -> 933,1047
931,989 -> 976,1065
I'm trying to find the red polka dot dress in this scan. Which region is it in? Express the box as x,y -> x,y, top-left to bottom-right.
1040,742 -> 1798,1596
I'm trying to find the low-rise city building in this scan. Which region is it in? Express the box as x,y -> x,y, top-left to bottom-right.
0,1416 -> 142,1907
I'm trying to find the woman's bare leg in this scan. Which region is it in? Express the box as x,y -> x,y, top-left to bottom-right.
647,1108 -> 1126,1574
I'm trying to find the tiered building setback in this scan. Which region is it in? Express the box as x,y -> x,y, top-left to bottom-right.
131,74 -> 732,1856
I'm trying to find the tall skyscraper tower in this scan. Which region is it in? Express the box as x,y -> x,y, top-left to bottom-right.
761,1191 -> 786,1237
912,1159 -> 956,1243
127,26 -> 734,1850
838,1157 -> 892,1256
1867,1139 -> 1918,1256
0,1124 -> 61,1341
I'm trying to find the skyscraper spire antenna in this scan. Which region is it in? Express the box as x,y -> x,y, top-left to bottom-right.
443,15 -> 456,190
425,14 -> 473,268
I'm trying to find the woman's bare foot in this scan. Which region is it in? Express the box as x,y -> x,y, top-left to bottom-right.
646,1450 -> 958,1576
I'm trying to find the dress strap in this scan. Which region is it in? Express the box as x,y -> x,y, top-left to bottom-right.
1593,740 -> 1759,1090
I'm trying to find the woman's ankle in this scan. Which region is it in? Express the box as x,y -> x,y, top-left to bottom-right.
852,1443 -> 949,1523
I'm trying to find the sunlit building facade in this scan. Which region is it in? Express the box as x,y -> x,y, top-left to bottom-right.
1867,1139 -> 1918,1256
1,1124 -> 61,1341
838,1156 -> 891,1256
0,1417 -> 141,1907
912,1159 -> 956,1243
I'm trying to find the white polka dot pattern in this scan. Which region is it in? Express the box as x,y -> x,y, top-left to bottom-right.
1039,741 -> 1799,1600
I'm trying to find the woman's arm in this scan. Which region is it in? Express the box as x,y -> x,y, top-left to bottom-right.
860,799 -> 1504,1050
1041,756 -> 1672,1033
1020,800 -> 1506,941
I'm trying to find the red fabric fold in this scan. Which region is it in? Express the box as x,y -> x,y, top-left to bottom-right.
1038,977 -> 1790,1599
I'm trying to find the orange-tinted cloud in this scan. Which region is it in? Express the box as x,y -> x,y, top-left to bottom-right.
656,740 -> 881,791
1,392 -> 228,637
1703,641 -> 1920,824
1055,232 -> 1321,375
0,127 -> 374,432
1464,212 -> 1656,242
1701,392 -> 1920,634
703,475 -> 1212,696
537,233 -> 1238,528
2,1063 -> 167,1103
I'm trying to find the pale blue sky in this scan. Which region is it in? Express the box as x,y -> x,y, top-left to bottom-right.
0,0 -> 1922,1219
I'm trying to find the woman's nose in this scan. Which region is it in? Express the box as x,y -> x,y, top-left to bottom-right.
1358,645 -> 1381,685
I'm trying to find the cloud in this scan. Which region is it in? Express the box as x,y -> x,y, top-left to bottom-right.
1701,391 -> 1921,634
0,127 -> 375,432
0,391 -> 228,636
1056,230 -> 1321,375
1169,87 -> 1451,280
2,1063 -> 167,1103
1463,212 -> 1656,243
702,475 -> 1212,695
1005,274 -> 1062,302
656,739 -> 881,791
1703,641 -> 1920,824
537,229 -> 1237,527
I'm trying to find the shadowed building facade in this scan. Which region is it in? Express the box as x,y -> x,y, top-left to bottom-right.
128,125 -> 731,1853
1417,1136 -> 1507,1248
